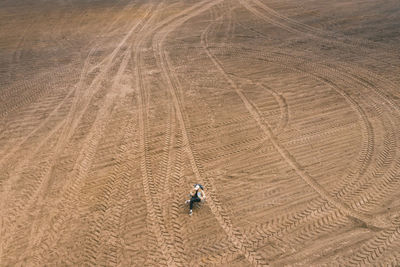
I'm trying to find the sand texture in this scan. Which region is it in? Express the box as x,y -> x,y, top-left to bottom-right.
1,0 -> 400,265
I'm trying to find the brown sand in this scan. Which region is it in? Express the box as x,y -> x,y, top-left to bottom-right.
1,0 -> 400,265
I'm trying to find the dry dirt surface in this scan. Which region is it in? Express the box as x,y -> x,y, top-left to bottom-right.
1,0 -> 400,266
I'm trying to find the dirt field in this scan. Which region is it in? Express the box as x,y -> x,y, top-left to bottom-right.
1,0 -> 400,265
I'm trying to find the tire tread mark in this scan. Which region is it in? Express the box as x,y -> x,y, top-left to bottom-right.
134,4 -> 178,266
155,2 -> 269,265
201,25 -> 381,228
9,6 -> 154,264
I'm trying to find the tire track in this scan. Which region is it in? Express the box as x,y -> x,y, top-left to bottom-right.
238,0 -> 400,125
168,3 -> 344,266
2,0 -> 399,264
168,131 -> 188,266
239,0 -> 400,58
0,0 -> 147,207
190,114 -> 252,132
202,11 -> 370,243
28,4 -> 156,258
0,64 -> 76,120
234,0 -> 400,120
0,5 -> 154,265
10,16 -> 37,64
132,0 -> 248,264
156,102 -> 175,196
20,46 -> 133,266
341,218 -> 400,266
2,2 -> 150,217
238,0 -> 400,129
189,238 -> 240,266
0,0 -> 141,160
241,199 -> 332,243
239,48 -> 386,204
257,83 -> 289,133
283,120 -> 358,147
78,93 -> 139,266
3,4 -> 143,215
234,38 -> 400,225
154,1 -> 269,265
268,54 -> 397,218
242,52 -> 400,262
274,210 -> 351,259
339,115 -> 397,208
87,1 -> 142,74
78,46 -> 134,266
0,46 -> 96,168
234,77 -> 289,133
134,3 -> 180,265
203,40 -> 397,266
200,22 -> 386,229
203,9 -> 398,258
137,42 -> 177,267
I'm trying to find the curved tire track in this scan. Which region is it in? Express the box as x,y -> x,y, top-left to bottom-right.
201,23 -> 384,228
154,1 -> 270,265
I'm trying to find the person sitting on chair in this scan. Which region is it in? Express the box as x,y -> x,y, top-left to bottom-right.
185,184 -> 205,215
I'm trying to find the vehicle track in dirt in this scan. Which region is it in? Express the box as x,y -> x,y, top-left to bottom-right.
202,21 -> 378,227
0,0 -> 151,200
238,0 -> 400,63
0,3 -> 154,264
27,4 -> 156,263
207,46 -> 400,264
154,1 -> 274,265
212,37 -> 396,203
196,3 -> 400,262
1,0 -> 400,265
200,23 -> 345,264
167,1 -> 396,264
135,3 -> 180,265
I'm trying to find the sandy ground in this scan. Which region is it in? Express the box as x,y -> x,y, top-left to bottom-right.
1,0 -> 400,265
